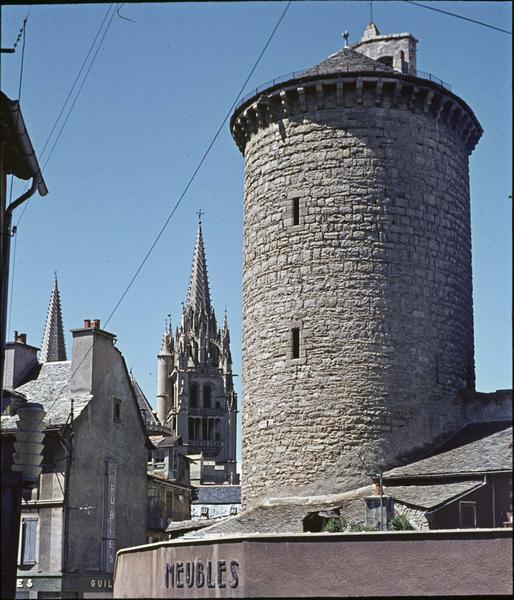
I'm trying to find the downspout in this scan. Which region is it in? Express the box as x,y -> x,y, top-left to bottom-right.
490,474 -> 496,527
60,418 -> 74,576
0,174 -> 44,402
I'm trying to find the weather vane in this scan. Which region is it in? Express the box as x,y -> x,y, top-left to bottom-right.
343,31 -> 350,48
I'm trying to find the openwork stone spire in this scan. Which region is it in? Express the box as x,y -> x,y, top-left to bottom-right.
186,221 -> 211,316
40,275 -> 67,363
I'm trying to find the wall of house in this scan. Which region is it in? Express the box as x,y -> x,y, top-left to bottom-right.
66,328 -> 148,575
429,481 -> 494,529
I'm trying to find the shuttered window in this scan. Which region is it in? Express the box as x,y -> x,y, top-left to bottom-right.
20,518 -> 37,565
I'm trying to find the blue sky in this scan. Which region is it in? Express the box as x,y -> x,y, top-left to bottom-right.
1,2 -> 512,461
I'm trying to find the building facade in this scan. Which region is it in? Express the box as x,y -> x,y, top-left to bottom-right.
231,24 -> 485,507
156,221 -> 238,484
1,285 -> 149,599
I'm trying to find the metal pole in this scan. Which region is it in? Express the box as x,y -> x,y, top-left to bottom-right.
379,470 -> 385,531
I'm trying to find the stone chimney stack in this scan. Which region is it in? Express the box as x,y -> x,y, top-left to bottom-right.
3,332 -> 39,390
70,319 -> 116,394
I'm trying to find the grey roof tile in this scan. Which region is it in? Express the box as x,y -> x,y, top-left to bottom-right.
385,480 -> 483,509
1,362 -> 91,430
191,487 -> 372,537
385,426 -> 512,477
302,47 -> 394,77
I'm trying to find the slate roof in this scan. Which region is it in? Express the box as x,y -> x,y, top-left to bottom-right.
130,372 -> 160,428
192,485 -> 241,505
384,426 -> 512,478
155,435 -> 181,448
1,361 -> 91,430
190,486 -> 372,537
301,46 -> 394,78
166,519 -> 220,533
385,480 -> 483,510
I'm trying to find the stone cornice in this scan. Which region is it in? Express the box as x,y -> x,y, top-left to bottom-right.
231,72 -> 482,156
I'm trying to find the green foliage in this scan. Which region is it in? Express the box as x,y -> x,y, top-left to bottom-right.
348,522 -> 378,532
389,513 -> 415,531
323,518 -> 378,533
323,517 -> 348,532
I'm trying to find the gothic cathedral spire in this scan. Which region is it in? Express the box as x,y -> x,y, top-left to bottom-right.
156,218 -> 238,484
40,274 -> 67,363
186,221 -> 211,317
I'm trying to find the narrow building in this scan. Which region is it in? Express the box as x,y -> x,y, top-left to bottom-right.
1,279 -> 149,599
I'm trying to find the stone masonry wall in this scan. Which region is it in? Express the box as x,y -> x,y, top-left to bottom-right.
235,77 -> 481,508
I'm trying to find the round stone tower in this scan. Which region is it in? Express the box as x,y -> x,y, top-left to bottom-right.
230,25 -> 482,508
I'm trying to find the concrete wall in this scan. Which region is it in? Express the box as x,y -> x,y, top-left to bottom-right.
66,327 -> 148,574
113,529 -> 512,598
231,73 -> 482,508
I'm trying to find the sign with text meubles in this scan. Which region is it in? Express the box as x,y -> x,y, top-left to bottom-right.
113,530 -> 513,598
102,460 -> 117,573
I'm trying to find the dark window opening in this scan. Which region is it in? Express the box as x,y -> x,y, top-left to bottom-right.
113,398 -> 121,422
291,327 -> 300,359
188,418 -> 194,440
203,385 -> 211,409
292,197 -> 300,226
459,501 -> 477,528
377,56 -> 393,67
190,383 -> 198,408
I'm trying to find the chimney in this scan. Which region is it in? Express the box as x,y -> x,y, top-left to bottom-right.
3,333 -> 39,391
15,331 -> 27,344
70,319 -> 116,394
365,490 -> 395,530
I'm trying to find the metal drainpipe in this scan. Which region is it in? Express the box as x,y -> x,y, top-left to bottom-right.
0,175 -> 42,403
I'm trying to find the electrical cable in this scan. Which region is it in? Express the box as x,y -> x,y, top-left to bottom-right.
403,0 -> 512,35
3,0 -> 293,447
7,5 -> 117,336
14,4 -> 117,228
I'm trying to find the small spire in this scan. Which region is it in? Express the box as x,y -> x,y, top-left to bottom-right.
41,274 -> 67,363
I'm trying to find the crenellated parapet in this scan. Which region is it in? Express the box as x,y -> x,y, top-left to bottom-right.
231,73 -> 482,155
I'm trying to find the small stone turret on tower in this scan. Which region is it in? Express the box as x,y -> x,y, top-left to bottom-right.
231,24 -> 482,508
156,220 -> 238,484
40,275 -> 67,363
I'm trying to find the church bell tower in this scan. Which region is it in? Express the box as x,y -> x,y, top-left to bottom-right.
156,218 -> 238,484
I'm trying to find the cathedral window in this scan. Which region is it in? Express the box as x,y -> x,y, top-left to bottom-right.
203,385 -> 211,409
202,419 -> 208,441
189,418 -> 195,440
190,383 -> 198,408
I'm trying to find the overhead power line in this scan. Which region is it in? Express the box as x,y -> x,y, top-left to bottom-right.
403,0 -> 512,35
4,0 -> 293,444
7,3 -> 118,337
